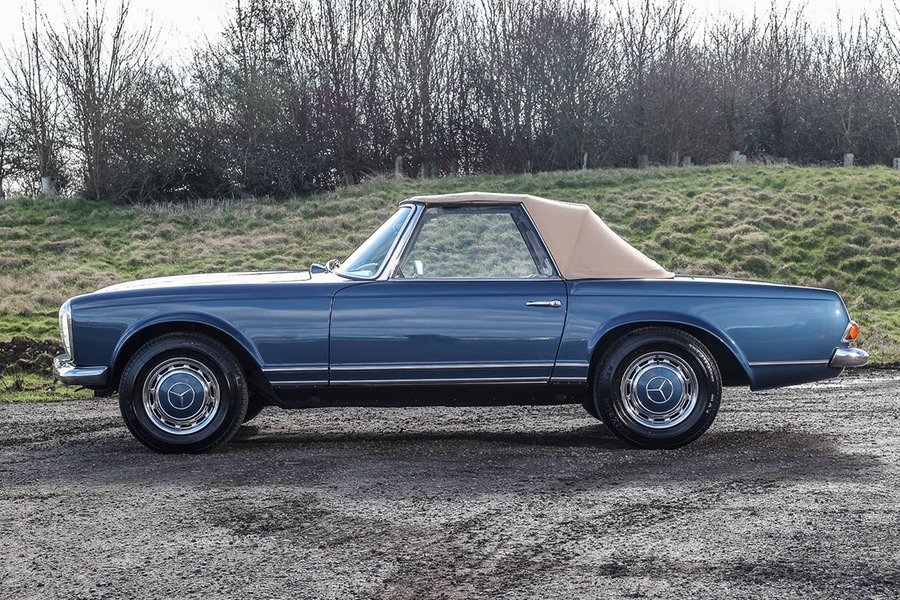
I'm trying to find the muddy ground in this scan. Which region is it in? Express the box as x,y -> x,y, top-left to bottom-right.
1,371 -> 899,599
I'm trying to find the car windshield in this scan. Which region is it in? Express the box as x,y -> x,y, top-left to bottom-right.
336,206 -> 413,278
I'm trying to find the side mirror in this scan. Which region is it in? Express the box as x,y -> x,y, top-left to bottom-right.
414,260 -> 424,277
310,263 -> 328,274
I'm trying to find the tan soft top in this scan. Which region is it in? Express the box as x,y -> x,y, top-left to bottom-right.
404,192 -> 673,280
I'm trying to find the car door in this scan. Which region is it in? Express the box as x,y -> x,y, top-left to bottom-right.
329,204 -> 567,384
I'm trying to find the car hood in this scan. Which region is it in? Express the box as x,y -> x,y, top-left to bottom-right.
97,271 -> 314,293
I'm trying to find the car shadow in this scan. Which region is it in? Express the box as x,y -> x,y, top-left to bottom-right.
20,417 -> 879,496
230,421 -> 631,449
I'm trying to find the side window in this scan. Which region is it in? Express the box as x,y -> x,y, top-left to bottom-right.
396,206 -> 554,279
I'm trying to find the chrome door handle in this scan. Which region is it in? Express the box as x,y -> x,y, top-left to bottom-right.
525,300 -> 562,308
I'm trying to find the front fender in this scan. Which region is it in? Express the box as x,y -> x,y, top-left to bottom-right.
111,311 -> 266,371
70,284 -> 336,388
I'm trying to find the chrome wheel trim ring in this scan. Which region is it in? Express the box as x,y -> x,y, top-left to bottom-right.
142,357 -> 221,436
618,351 -> 699,430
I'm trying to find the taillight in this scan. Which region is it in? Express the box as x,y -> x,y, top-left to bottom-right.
843,321 -> 859,342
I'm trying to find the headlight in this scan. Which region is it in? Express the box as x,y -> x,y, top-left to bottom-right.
59,300 -> 73,358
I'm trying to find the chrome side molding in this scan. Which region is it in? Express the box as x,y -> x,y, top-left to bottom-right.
749,359 -> 829,367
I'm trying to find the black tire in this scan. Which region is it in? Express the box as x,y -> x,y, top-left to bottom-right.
593,326 -> 721,449
243,397 -> 266,424
118,332 -> 248,453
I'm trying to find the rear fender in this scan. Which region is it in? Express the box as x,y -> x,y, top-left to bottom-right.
588,311 -> 751,369
588,311 -> 753,382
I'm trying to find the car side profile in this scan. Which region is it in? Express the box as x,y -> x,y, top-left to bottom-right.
53,192 -> 868,453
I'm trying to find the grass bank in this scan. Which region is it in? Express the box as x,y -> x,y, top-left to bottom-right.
1,165 -> 897,400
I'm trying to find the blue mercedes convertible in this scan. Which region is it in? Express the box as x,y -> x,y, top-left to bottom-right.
53,192 -> 868,452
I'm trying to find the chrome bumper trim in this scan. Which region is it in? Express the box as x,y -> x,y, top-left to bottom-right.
829,347 -> 869,369
52,355 -> 108,387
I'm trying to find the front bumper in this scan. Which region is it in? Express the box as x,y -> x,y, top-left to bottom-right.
829,347 -> 869,368
52,355 -> 108,387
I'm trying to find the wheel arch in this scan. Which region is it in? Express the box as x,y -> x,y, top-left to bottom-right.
110,316 -> 277,403
587,318 -> 752,387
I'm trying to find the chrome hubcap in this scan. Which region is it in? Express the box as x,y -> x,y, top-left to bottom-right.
142,357 -> 220,435
619,351 -> 698,429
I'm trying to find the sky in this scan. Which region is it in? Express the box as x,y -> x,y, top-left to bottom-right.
0,0 -> 894,58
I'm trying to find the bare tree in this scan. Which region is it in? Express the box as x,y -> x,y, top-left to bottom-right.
881,3 -> 900,156
704,14 -> 759,158
615,0 -> 655,161
0,117 -> 18,198
1,3 -> 64,195
47,0 -> 156,200
811,14 -> 892,162
301,0 -> 378,185
203,0 -> 321,196
756,2 -> 812,158
533,1 -> 617,168
4,0 -> 899,201
375,0 -> 454,176
652,0 -> 697,163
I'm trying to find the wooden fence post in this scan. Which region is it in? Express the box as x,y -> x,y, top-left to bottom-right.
637,155 -> 650,169
682,155 -> 692,167
394,156 -> 403,177
893,158 -> 900,170
843,153 -> 854,167
582,152 -> 588,170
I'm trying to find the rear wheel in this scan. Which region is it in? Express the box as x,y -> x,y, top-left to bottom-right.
243,397 -> 266,423
118,333 -> 248,453
593,327 -> 721,449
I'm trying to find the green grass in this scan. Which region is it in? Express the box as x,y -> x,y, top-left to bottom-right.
1,165 -> 897,401
0,372 -> 91,403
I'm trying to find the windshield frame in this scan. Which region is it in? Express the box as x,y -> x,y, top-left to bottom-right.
334,205 -> 417,280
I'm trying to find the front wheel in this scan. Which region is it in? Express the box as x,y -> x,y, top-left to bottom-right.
118,333 -> 249,453
593,327 -> 722,449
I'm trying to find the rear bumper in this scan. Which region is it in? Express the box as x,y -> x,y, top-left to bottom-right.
52,355 -> 108,387
829,347 -> 869,368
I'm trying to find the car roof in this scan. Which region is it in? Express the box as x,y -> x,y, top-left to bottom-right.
401,192 -> 673,280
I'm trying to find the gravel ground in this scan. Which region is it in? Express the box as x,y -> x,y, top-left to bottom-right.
1,370 -> 899,599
